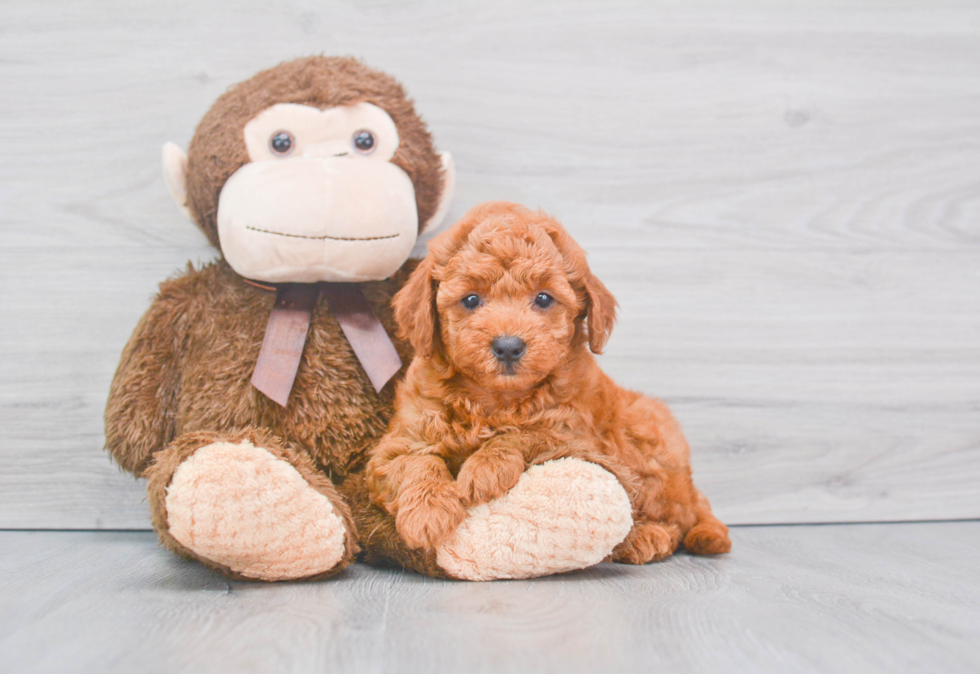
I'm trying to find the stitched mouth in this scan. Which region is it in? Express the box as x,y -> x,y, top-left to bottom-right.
246,226 -> 400,242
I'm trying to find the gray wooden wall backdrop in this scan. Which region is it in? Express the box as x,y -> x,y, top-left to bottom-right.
2,0 -> 978,530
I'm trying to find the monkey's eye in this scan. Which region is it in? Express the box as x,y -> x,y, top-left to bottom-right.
270,131 -> 294,156
534,293 -> 554,309
460,294 -> 481,310
352,130 -> 376,154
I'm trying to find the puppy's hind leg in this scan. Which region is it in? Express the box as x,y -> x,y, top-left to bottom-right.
612,520 -> 684,564
683,489 -> 732,555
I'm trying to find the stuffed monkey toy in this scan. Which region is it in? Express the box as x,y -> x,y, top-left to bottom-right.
105,56 -> 634,581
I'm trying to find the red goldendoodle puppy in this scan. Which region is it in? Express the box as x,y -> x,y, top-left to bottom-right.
366,201 -> 731,565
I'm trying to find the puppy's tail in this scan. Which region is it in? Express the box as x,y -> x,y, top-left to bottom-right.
683,489 -> 732,555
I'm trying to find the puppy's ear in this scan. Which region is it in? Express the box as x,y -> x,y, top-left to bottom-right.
393,256 -> 440,357
543,219 -> 619,354
583,270 -> 618,354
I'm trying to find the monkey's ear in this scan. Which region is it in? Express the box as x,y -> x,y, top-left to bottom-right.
162,142 -> 193,221
421,152 -> 455,235
393,256 -> 440,357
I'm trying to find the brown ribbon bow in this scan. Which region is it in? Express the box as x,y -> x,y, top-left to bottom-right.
249,281 -> 402,407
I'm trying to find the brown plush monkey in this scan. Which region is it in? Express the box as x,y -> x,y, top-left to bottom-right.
106,56 -> 633,581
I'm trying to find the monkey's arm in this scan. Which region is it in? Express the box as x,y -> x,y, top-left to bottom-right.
105,278 -> 194,476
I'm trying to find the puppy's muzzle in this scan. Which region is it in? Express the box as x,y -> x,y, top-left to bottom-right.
491,335 -> 526,370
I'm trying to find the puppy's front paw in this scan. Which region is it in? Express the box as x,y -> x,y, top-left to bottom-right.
455,445 -> 525,507
396,483 -> 467,551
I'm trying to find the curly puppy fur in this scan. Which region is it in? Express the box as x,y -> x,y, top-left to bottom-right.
366,202 -> 731,563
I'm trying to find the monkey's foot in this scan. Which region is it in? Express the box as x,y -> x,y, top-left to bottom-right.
154,435 -> 355,581
434,458 -> 633,581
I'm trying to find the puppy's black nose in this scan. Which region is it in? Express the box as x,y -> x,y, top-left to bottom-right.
492,335 -> 526,365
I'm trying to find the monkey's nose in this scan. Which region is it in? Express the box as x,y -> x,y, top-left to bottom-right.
492,335 -> 526,366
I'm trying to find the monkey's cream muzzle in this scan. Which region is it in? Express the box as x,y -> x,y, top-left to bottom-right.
162,101 -> 455,284
217,157 -> 418,283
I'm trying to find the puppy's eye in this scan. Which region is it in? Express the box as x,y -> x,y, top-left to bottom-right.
460,294 -> 481,310
270,131 -> 294,155
534,293 -> 554,309
352,130 -> 376,154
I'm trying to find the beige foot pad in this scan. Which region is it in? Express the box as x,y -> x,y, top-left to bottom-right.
436,458 -> 633,581
165,441 -> 347,581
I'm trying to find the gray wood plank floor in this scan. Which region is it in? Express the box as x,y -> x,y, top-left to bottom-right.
2,0 -> 979,530
2,523 -> 978,674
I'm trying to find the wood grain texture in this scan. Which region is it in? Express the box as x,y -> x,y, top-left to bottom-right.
1,0 -> 979,528
2,523 -> 979,673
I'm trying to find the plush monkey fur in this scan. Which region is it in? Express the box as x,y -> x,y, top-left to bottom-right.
106,57 -> 451,579
116,259 -> 445,577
